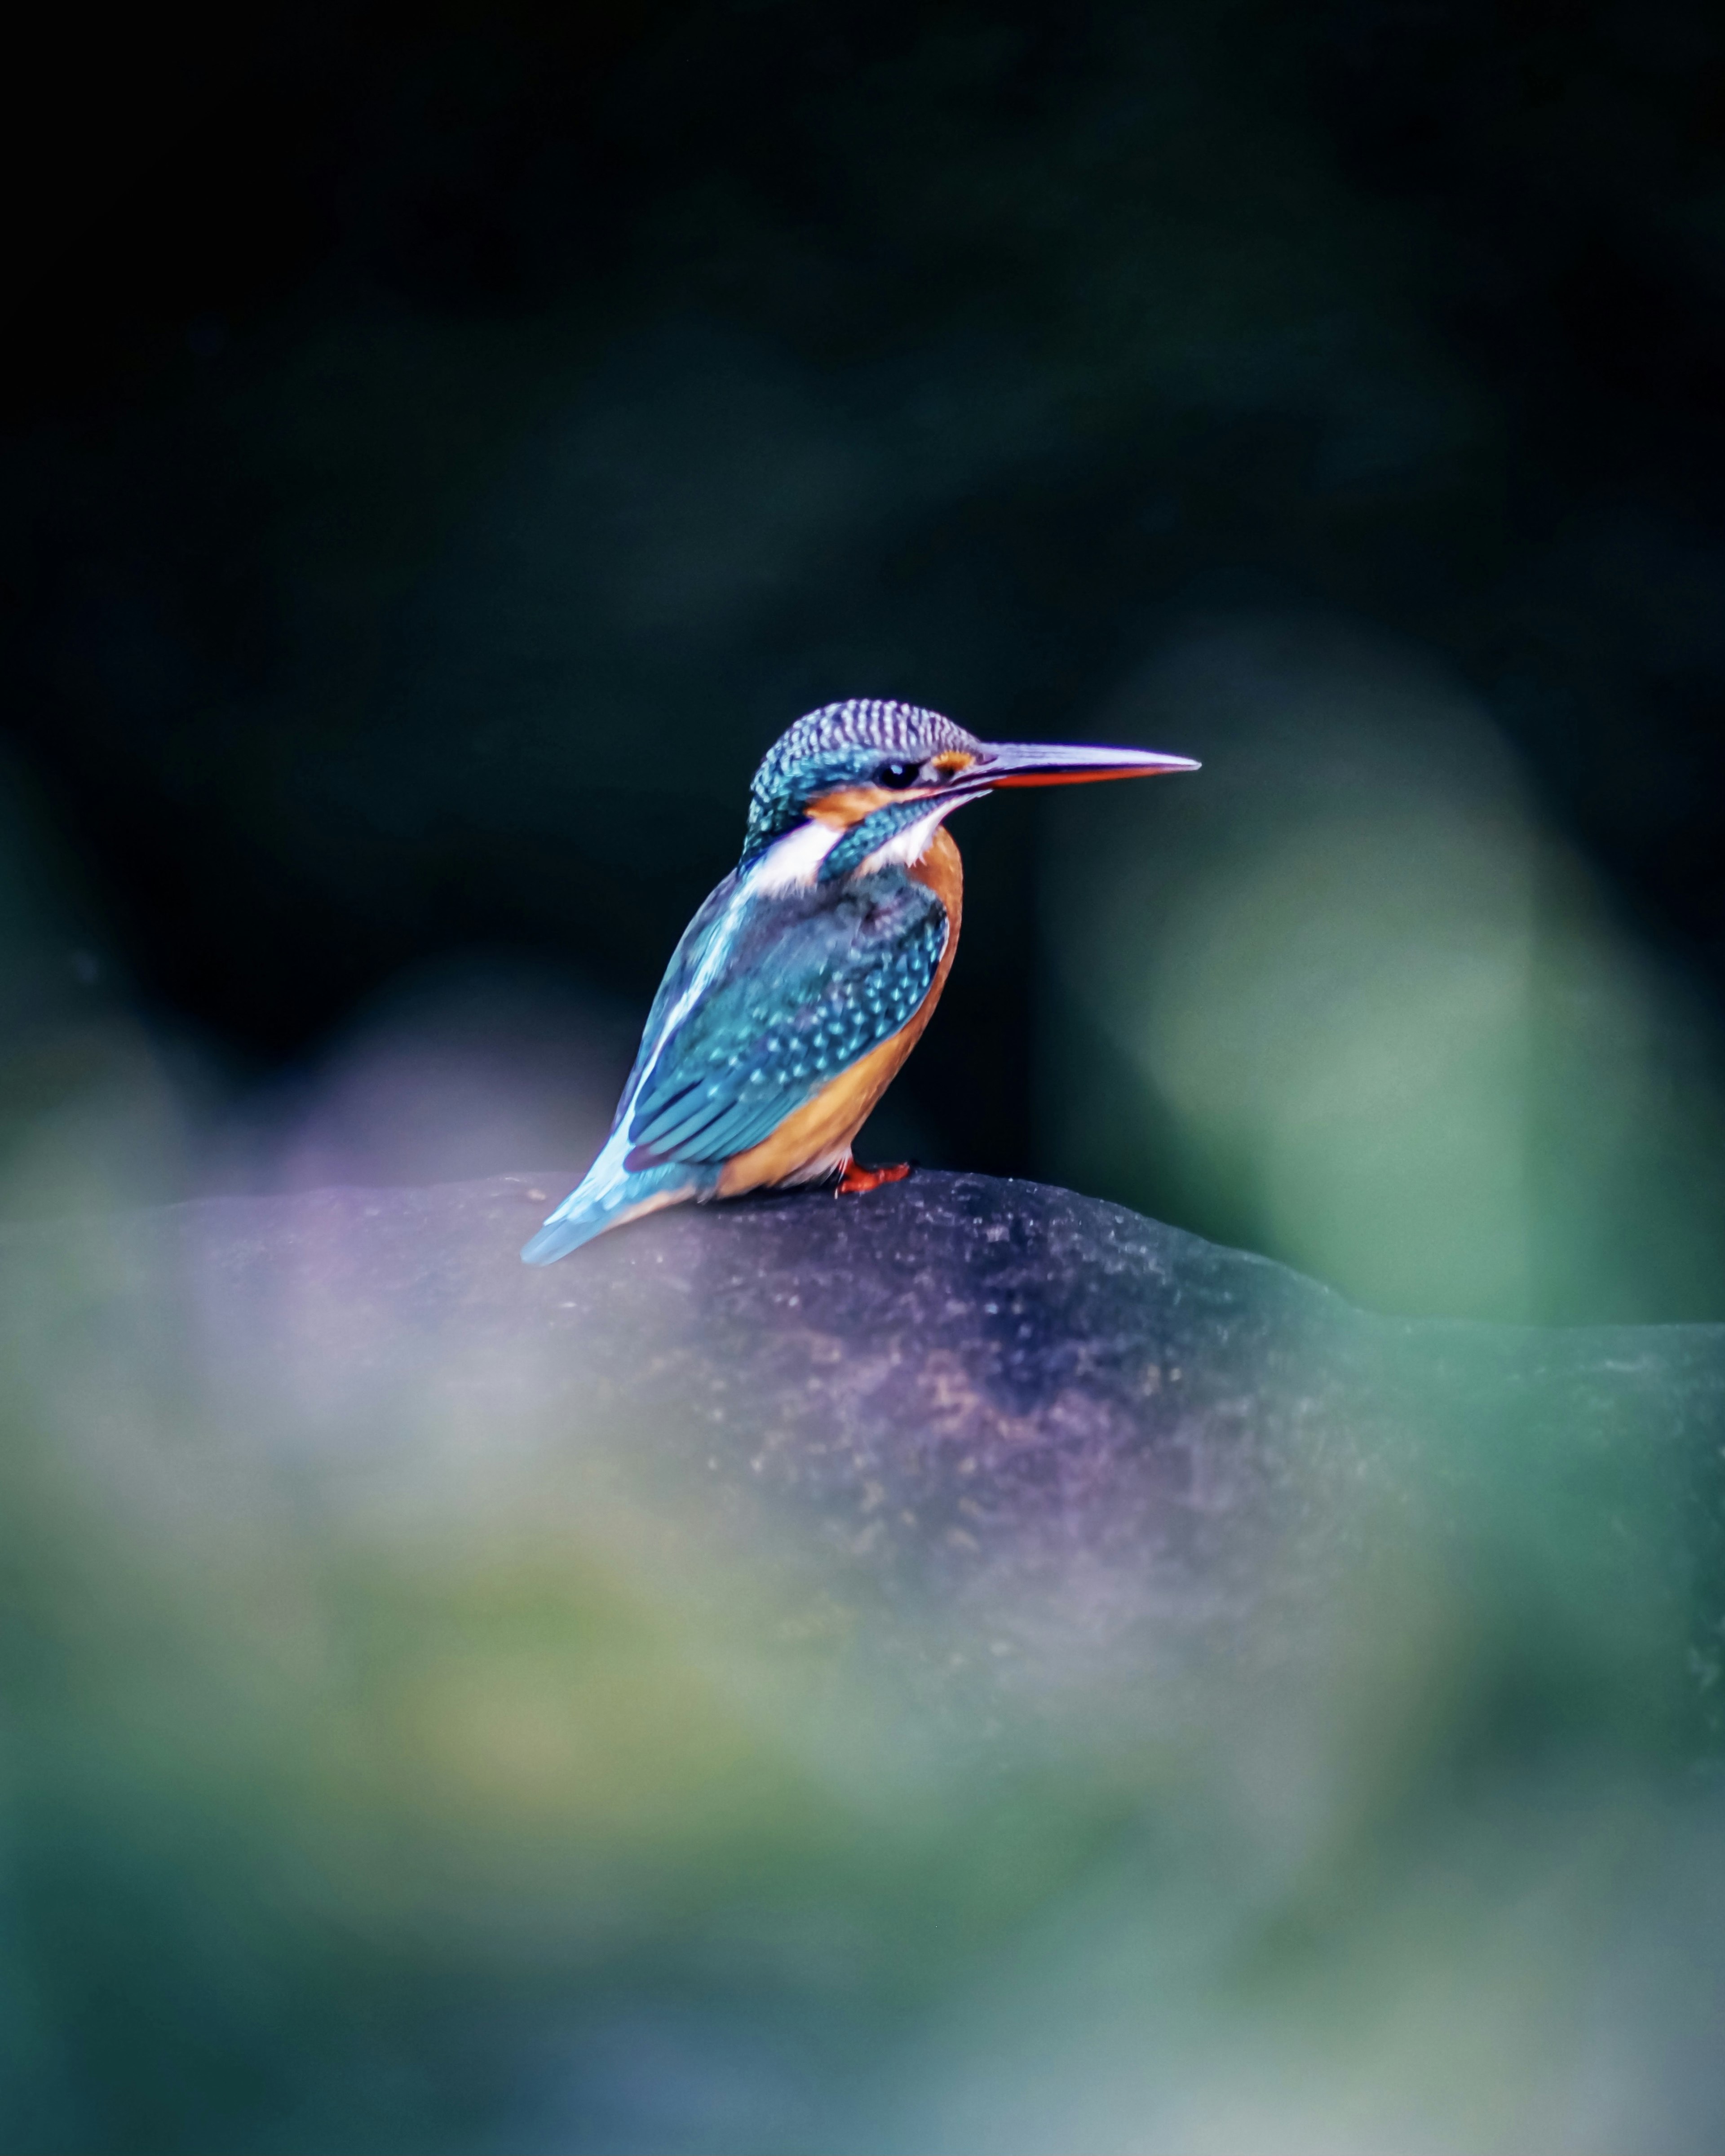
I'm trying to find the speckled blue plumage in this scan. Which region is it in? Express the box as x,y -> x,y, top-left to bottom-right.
626,866 -> 947,1167
525,696 -> 1197,1262
743,699 -> 980,859
817,796 -> 942,882
523,701 -> 967,1263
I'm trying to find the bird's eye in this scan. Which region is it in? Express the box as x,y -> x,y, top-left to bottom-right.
877,760 -> 920,789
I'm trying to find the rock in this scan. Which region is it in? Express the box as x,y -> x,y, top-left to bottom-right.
9,1168 -> 1724,1713
7,1170 -> 1725,2149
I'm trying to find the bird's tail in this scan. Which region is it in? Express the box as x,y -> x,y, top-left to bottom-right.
520,1208 -> 611,1265
520,1156 -> 699,1264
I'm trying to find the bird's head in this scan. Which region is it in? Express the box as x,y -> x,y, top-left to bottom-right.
741,698 -> 1197,872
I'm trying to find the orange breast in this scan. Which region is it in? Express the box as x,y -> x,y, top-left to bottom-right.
717,827 -> 964,1195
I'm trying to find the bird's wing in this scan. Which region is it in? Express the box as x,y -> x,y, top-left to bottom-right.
623,867 -> 949,1168
611,868 -> 744,1113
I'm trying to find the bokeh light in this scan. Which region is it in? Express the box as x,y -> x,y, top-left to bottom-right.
1046,615 -> 1725,1321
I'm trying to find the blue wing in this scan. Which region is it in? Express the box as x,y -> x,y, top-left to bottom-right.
611,870 -> 743,1112
624,866 -> 949,1169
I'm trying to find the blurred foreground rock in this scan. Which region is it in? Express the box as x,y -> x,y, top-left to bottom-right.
7,1171 -> 1725,2152
10,1169 -> 1724,1725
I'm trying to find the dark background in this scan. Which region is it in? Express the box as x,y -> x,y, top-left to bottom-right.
4,0 -> 1724,1264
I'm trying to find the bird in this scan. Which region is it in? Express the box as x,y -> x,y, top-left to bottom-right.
522,698 -> 1196,1263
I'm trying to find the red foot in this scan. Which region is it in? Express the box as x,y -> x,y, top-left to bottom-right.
836,1160 -> 912,1195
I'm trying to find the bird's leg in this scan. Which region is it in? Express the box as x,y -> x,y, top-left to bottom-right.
836,1155 -> 912,1195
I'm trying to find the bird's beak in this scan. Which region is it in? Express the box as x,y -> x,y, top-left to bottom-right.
957,740 -> 1200,792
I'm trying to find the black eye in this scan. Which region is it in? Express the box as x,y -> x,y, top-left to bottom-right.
878,760 -> 920,788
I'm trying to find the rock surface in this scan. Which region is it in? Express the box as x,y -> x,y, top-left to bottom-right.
11,1168 -> 1725,1712
8,1169 -> 1725,2152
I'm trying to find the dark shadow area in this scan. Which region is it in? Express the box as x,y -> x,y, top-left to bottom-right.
4,0 -> 1725,1319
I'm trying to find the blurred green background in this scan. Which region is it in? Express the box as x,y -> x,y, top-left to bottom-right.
5,1 -> 1725,2147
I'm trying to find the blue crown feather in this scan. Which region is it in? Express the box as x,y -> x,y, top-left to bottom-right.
742,699 -> 980,859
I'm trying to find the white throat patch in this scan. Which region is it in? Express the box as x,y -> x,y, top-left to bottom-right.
748,818 -> 843,894
859,801 -> 957,874
750,798 -> 960,893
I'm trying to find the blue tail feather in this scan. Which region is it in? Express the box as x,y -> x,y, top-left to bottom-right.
520,1157 -> 707,1264
520,1210 -> 614,1265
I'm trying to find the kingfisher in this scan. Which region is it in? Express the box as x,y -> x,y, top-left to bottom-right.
522,699 -> 1196,1263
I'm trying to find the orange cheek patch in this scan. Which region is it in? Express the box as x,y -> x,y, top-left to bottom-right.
809,783 -> 940,825
808,754 -> 975,825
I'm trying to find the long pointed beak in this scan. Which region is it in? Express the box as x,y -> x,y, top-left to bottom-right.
960,739 -> 1200,792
